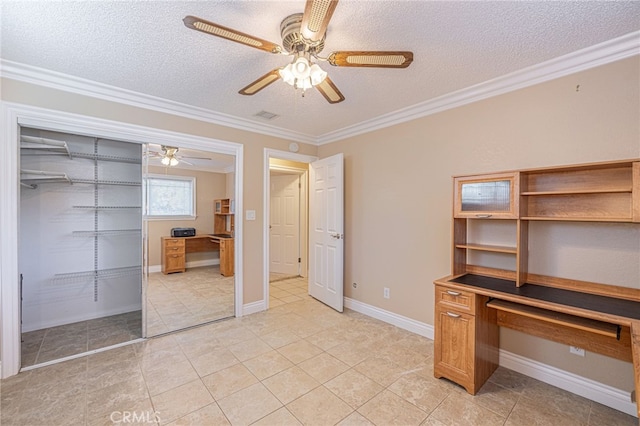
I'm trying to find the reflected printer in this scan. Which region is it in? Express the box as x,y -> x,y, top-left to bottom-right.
171,227 -> 196,237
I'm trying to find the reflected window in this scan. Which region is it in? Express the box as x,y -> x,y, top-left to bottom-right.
145,175 -> 196,219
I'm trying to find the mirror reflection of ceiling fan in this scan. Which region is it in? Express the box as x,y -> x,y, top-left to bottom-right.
183,0 -> 413,104
150,145 -> 212,167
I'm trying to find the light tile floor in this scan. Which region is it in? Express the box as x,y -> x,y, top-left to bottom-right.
20,311 -> 142,368
2,277 -> 637,426
147,266 -> 235,336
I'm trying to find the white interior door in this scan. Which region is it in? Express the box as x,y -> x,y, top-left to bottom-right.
309,153 -> 344,312
270,174 -> 300,275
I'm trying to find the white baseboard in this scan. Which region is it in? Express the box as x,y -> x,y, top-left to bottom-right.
148,259 -> 220,274
243,300 -> 265,316
343,296 -> 637,418
344,297 -> 434,339
499,350 -> 637,417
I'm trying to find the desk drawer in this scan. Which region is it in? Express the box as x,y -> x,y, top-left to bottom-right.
164,238 -> 185,248
435,285 -> 475,314
164,245 -> 185,254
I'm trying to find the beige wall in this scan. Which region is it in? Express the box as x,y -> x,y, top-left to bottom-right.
147,166 -> 227,267
318,56 -> 640,390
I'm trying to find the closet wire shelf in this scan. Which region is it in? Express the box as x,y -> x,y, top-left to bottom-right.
53,266 -> 142,281
72,229 -> 141,237
20,135 -> 141,164
73,206 -> 141,210
20,169 -> 72,189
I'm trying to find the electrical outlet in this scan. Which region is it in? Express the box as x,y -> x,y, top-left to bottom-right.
383,287 -> 390,299
569,346 -> 585,357
352,282 -> 357,288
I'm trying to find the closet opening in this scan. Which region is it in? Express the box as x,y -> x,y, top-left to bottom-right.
19,128 -> 144,368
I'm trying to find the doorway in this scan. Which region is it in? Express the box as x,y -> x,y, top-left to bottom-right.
19,128 -> 144,367
263,150 -> 316,310
269,171 -> 302,280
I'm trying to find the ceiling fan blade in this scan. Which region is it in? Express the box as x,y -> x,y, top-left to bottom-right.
328,51 -> 413,68
178,159 -> 194,166
239,69 -> 282,96
315,76 -> 345,104
300,0 -> 339,43
181,156 -> 213,161
183,15 -> 282,54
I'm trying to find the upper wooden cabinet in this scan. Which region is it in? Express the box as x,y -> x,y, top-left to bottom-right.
520,160 -> 639,222
452,159 -> 639,287
214,198 -> 231,215
454,160 -> 639,222
214,198 -> 235,235
454,172 -> 519,219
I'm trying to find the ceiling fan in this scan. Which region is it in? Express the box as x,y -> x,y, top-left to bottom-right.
183,0 -> 413,104
149,146 -> 211,167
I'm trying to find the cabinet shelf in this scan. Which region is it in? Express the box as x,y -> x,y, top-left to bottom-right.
521,216 -> 632,222
521,188 -> 632,196
455,244 -> 517,254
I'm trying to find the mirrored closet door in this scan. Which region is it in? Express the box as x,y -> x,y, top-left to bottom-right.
19,128 -> 143,367
144,144 -> 236,337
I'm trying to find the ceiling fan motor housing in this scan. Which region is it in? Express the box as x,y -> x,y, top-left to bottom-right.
280,13 -> 325,54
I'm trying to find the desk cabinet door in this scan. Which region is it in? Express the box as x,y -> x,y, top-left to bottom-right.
164,253 -> 185,273
434,304 -> 475,391
219,239 -> 234,277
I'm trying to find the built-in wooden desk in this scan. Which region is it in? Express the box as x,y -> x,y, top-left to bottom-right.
435,159 -> 640,417
434,273 -> 640,417
161,234 -> 234,276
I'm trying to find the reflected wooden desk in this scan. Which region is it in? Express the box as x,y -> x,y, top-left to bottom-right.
161,234 -> 234,276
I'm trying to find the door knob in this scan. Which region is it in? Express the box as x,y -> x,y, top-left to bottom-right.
331,233 -> 344,239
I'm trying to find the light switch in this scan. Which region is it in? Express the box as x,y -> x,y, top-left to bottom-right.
246,210 -> 256,221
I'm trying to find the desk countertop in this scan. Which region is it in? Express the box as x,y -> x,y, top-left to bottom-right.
438,273 -> 640,326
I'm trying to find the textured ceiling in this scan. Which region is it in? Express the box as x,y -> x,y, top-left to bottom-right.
1,1 -> 639,141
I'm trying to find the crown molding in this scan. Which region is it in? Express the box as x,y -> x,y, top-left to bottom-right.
317,30 -> 640,145
2,30 -> 638,147
0,60 -> 317,145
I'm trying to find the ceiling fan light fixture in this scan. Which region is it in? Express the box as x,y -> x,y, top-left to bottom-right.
293,56 -> 311,78
279,53 -> 327,91
279,63 -> 296,85
309,63 -> 327,86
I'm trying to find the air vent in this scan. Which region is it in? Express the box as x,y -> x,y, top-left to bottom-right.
254,110 -> 280,121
